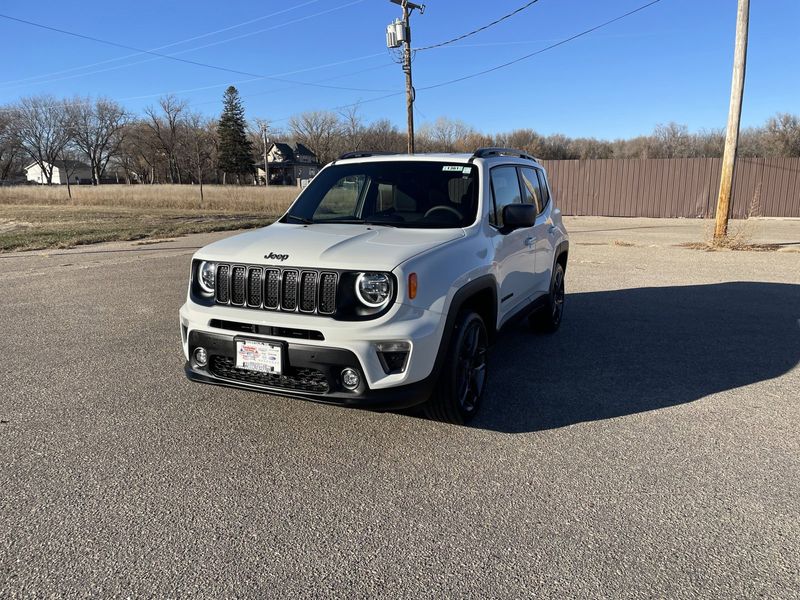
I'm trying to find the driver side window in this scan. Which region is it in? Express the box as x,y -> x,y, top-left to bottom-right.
489,166 -> 522,228
314,175 -> 366,219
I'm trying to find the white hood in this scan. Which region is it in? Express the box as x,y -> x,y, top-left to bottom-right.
195,222 -> 465,271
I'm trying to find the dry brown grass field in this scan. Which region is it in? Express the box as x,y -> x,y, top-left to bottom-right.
0,184 -> 299,252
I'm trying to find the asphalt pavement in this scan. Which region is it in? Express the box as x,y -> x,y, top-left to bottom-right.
1,218 -> 799,598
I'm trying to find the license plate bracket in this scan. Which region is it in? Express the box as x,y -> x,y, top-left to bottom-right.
235,339 -> 284,374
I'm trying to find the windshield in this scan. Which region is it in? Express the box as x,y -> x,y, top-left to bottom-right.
282,161 -> 479,228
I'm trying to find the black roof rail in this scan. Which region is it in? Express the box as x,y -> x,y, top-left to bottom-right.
337,151 -> 398,160
472,147 -> 538,162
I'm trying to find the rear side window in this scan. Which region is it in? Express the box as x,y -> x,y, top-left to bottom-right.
489,166 -> 521,227
536,169 -> 550,210
519,168 -> 543,214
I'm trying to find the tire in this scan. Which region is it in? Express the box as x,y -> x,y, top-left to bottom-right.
531,261 -> 565,333
423,310 -> 489,425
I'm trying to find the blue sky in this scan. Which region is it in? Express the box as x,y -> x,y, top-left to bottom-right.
1,0 -> 797,139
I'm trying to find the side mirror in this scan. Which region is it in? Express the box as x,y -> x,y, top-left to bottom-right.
502,204 -> 536,231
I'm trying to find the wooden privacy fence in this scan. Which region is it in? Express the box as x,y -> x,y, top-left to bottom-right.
539,157 -> 800,218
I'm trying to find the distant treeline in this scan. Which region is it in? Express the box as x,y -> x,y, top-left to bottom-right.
1,87 -> 798,185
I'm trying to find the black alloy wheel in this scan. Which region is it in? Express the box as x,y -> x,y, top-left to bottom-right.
532,262 -> 566,333
424,310 -> 489,424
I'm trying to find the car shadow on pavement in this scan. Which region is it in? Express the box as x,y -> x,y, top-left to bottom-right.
473,282 -> 800,433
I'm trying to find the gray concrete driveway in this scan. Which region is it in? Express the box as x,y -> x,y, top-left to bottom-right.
2,218 -> 799,598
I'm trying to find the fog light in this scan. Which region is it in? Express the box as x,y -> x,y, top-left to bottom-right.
194,347 -> 208,367
341,368 -> 360,390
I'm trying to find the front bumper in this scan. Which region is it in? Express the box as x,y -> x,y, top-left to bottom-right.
184,330 -> 435,409
180,299 -> 446,390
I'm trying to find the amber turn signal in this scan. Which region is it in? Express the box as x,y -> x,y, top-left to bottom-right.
408,273 -> 418,299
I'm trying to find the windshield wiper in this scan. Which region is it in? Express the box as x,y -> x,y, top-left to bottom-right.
284,214 -> 313,224
312,218 -> 366,224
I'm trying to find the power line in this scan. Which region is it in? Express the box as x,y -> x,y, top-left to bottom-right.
0,0 -> 665,125
0,49 -> 391,94
417,0 -> 664,91
414,0 -> 541,51
0,0 -> 325,87
0,62 -> 398,114
0,4 -> 385,94
270,0 -> 666,121
26,0 -> 376,90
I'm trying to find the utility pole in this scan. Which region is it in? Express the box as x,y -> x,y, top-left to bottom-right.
714,0 -> 750,241
261,123 -> 270,187
388,0 -> 424,154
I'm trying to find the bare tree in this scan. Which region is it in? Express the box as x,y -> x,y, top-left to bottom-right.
0,108 -> 22,181
500,129 -> 544,156
737,127 -> 767,158
763,113 -> 800,157
652,122 -> 692,158
540,134 -> 577,160
289,111 -> 343,165
361,119 -> 405,153
183,112 -> 217,205
67,97 -> 128,184
11,95 -> 72,184
690,128 -> 725,158
569,137 -> 614,159
418,117 -> 473,152
339,105 -> 365,153
145,95 -> 188,183
117,120 -> 163,184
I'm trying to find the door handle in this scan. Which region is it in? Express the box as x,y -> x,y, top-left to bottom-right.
525,237 -> 535,248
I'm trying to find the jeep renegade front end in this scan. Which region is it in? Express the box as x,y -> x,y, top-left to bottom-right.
180,148 -> 568,423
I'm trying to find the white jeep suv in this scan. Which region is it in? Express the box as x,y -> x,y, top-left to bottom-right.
180,148 -> 568,424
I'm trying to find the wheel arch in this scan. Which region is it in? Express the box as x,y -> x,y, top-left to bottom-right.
423,274 -> 498,400
555,239 -> 569,272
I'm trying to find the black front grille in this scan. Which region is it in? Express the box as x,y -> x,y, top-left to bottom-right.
231,266 -> 246,305
215,263 -> 339,316
209,355 -> 329,393
300,271 -> 317,312
281,270 -> 298,311
216,265 -> 230,303
319,273 -> 337,314
264,269 -> 280,308
247,268 -> 263,306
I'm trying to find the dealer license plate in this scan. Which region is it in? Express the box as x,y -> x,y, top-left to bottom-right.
236,340 -> 283,374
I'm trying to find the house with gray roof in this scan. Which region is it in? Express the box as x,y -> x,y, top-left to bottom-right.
257,142 -> 320,187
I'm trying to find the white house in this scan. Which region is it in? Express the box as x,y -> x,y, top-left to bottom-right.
24,160 -> 93,185
256,142 -> 320,186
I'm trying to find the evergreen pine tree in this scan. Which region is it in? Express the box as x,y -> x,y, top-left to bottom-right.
217,86 -> 254,182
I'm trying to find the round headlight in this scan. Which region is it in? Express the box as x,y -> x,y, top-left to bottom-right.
355,272 -> 392,308
198,261 -> 217,294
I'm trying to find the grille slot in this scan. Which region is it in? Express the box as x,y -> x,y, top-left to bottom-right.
264,269 -> 280,309
210,355 -> 329,393
230,266 -> 246,305
318,272 -> 337,314
247,268 -> 263,306
299,271 -> 317,312
215,264 -> 230,303
282,270 -> 299,311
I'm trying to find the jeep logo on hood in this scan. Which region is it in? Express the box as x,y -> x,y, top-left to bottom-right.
264,252 -> 289,262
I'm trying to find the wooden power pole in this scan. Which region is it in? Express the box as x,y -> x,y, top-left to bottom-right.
714,0 -> 750,241
261,123 -> 270,187
389,0 -> 424,154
